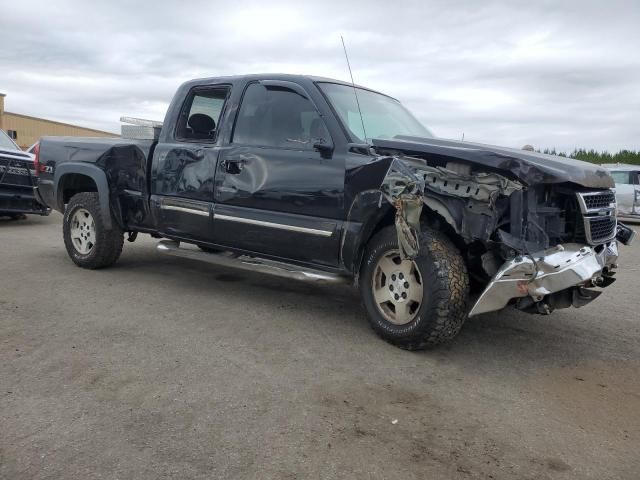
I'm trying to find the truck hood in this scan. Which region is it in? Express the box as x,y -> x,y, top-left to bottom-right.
372,136 -> 614,189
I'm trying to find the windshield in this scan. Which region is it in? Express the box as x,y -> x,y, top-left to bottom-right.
318,82 -> 433,142
0,130 -> 20,151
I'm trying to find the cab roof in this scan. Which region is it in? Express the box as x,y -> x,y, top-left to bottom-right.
181,73 -> 390,97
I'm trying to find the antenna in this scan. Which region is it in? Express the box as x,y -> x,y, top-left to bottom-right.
341,35 -> 367,142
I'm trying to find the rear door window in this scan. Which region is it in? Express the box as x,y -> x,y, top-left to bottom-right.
176,88 -> 229,141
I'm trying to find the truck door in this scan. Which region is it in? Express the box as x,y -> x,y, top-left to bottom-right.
213,81 -> 344,267
150,86 -> 230,242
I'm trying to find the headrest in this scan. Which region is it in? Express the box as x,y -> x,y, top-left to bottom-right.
188,113 -> 215,134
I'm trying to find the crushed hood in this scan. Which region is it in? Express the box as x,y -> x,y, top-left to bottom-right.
372,136 -> 614,189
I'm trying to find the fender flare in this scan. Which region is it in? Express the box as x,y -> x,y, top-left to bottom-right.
54,163 -> 113,229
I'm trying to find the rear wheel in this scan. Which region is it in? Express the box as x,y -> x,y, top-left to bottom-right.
360,225 -> 469,350
63,192 -> 123,269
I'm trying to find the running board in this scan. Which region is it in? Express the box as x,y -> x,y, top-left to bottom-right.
156,240 -> 350,285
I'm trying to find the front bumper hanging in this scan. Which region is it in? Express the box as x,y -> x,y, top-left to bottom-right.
469,241 -> 620,317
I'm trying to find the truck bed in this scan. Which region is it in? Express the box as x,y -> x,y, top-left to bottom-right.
37,136 -> 156,227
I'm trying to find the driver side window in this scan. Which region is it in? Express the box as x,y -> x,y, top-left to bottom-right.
232,83 -> 330,149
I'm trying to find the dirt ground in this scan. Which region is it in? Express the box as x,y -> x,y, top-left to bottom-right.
1,213 -> 639,479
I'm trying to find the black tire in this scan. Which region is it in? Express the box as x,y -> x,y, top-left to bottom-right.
360,224 -> 469,350
63,192 -> 124,269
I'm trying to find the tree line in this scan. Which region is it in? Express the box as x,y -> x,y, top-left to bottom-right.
539,148 -> 640,166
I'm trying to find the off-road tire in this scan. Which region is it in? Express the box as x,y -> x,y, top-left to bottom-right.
63,192 -> 124,269
360,224 -> 469,350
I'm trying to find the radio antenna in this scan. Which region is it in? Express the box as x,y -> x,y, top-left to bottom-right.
341,35 -> 367,142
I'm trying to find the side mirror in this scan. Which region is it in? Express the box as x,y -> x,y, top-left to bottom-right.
313,138 -> 334,158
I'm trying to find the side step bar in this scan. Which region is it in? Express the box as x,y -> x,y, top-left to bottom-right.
156,240 -> 350,285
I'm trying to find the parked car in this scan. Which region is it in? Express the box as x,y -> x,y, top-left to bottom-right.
35,74 -> 634,349
603,163 -> 640,221
0,132 -> 49,219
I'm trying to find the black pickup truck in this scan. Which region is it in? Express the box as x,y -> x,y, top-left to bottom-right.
36,74 -> 634,349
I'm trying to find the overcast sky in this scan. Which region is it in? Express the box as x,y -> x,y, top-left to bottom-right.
1,0 -> 638,151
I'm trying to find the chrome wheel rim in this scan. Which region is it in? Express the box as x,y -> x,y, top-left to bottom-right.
70,208 -> 96,255
371,250 -> 423,325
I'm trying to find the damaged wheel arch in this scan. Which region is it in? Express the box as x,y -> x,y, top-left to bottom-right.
378,156 -> 523,260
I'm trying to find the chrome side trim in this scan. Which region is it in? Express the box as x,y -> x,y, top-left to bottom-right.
214,213 -> 333,237
161,205 -> 210,217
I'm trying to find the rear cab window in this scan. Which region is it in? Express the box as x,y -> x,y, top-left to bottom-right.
176,87 -> 229,142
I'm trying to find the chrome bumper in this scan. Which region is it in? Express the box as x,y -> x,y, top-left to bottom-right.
469,242 -> 618,317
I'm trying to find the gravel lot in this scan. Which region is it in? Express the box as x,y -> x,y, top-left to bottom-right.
1,213 -> 639,479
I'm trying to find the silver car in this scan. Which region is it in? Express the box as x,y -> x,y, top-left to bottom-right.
603,163 -> 640,222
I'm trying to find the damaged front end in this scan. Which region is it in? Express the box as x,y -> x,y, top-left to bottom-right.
377,153 -> 633,318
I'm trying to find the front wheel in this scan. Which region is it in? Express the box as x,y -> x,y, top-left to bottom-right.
360,225 -> 469,350
63,192 -> 124,269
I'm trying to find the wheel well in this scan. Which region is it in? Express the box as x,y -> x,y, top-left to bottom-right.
59,174 -> 98,205
356,206 -> 469,278
420,208 -> 467,253
368,209 -> 396,245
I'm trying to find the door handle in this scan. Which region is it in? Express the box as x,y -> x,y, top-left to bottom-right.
221,158 -> 246,174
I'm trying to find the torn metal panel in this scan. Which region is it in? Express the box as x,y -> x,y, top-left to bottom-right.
414,163 -> 522,203
379,156 -> 522,259
379,158 -> 425,259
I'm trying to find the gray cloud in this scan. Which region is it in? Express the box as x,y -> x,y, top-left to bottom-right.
1,0 -> 638,151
